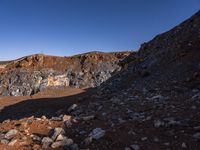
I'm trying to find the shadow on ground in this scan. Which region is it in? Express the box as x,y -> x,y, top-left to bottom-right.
0,88 -> 95,123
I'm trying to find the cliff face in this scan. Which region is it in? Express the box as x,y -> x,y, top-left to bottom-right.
0,52 -> 130,96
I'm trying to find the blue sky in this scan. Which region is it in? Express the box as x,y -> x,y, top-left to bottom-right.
0,0 -> 199,60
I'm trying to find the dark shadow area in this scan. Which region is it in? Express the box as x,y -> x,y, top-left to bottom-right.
0,88 -> 95,123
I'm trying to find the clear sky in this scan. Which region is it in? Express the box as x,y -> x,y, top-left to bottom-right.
0,0 -> 199,60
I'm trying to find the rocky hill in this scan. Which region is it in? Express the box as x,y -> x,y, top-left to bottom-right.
0,11 -> 200,150
0,52 -> 130,96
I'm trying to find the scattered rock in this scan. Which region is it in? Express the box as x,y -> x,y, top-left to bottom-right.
68,104 -> 78,112
1,139 -> 9,145
5,129 -> 18,140
154,120 -> 165,128
31,134 -> 42,143
48,128 -> 65,141
130,144 -> 140,150
89,128 -> 105,140
42,137 -> 53,148
51,138 -> 73,148
62,115 -> 72,122
82,115 -> 95,121
193,132 -> 200,140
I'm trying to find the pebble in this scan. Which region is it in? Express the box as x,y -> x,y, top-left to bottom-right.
181,142 -> 187,148
130,144 -> 140,150
89,128 -> 105,140
42,137 -> 53,148
51,138 -> 73,148
31,134 -> 42,143
68,104 -> 78,112
1,139 -> 9,144
48,128 -> 65,141
5,129 -> 18,140
193,132 -> 200,139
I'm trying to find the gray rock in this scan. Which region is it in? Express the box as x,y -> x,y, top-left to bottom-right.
154,120 -> 165,128
69,143 -> 79,150
64,120 -> 73,128
84,137 -> 93,145
1,139 -> 9,144
89,128 -> 105,140
181,142 -> 187,148
82,115 -> 95,121
51,116 -> 62,121
193,132 -> 200,140
42,137 -> 53,148
31,134 -> 42,143
49,128 -> 65,141
125,147 -> 131,150
0,133 -> 5,140
68,104 -> 78,112
130,144 -> 140,150
51,138 -> 73,148
56,134 -> 67,141
5,129 -> 18,140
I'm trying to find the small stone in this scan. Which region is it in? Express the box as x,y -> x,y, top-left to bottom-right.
64,120 -> 72,128
69,143 -> 79,150
130,144 -> 140,150
51,117 -> 62,121
154,137 -> 159,142
56,134 -> 66,141
48,128 -> 65,141
181,142 -> 187,148
82,115 -> 95,121
193,132 -> 200,139
8,139 -> 17,146
51,138 -> 73,148
33,144 -> 41,150
89,128 -> 105,140
31,134 -> 42,143
0,133 -> 5,140
42,137 -> 53,148
41,115 -> 47,120
1,139 -> 9,144
84,137 -> 93,145
193,126 -> 200,131
141,137 -> 147,141
164,142 -> 170,146
68,104 -> 78,112
62,115 -> 72,122
154,120 -> 165,128
5,129 -> 18,140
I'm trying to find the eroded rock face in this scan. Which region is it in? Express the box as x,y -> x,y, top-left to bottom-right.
0,52 -> 130,96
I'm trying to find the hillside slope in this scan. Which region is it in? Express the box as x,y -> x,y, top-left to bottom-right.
0,52 -> 130,96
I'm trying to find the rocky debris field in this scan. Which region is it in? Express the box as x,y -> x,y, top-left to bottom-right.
0,10 -> 200,150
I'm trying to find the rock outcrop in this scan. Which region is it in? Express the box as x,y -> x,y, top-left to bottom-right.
0,52 -> 130,96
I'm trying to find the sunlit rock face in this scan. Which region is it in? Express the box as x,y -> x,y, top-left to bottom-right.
0,52 -> 131,96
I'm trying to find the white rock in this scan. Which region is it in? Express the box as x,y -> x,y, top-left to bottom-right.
68,104 -> 78,112
5,129 -> 18,140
